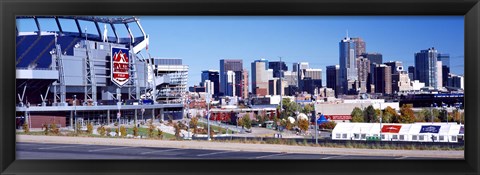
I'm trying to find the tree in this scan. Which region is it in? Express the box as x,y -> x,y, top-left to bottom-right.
363,105 -> 377,123
320,121 -> 337,130
278,98 -> 300,119
148,120 -> 155,138
286,120 -> 293,130
189,117 -> 198,133
86,122 -> 93,134
298,119 -> 309,133
399,104 -> 415,123
133,126 -> 139,137
350,107 -> 364,122
439,109 -> 449,122
241,116 -> 252,129
302,104 -> 314,115
120,125 -> 127,137
157,128 -> 163,139
382,106 -> 398,123
97,125 -> 106,136
23,122 -> 29,133
173,123 -> 181,139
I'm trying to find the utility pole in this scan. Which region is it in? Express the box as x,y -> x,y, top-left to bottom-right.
206,91 -> 211,141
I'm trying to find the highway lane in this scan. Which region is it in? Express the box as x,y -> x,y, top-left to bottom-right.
16,142 -> 457,160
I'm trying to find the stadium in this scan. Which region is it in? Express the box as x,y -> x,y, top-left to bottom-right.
15,16 -> 188,129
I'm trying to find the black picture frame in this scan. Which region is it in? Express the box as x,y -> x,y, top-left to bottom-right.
1,0 -> 479,174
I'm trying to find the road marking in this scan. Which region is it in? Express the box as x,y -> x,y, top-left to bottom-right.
140,148 -> 182,155
321,155 -> 346,159
38,145 -> 85,150
254,153 -> 286,159
395,156 -> 409,159
88,146 -> 131,152
197,150 -> 237,157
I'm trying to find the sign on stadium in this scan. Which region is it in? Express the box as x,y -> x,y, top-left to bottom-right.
111,47 -> 130,87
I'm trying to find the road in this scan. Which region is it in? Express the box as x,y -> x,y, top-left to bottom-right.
16,142 -> 457,160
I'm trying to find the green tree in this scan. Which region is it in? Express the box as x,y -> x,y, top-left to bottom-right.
241,116 -> 252,129
278,98 -> 300,119
363,105 -> 377,123
350,107 -> 364,122
399,104 -> 415,123
302,104 -> 314,115
298,119 -> 309,133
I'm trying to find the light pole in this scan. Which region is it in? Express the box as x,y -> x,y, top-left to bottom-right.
378,102 -> 382,140
206,92 -> 211,141
430,103 -> 434,124
315,112 -> 319,144
73,95 -> 77,133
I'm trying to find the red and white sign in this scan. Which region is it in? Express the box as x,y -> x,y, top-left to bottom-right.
111,47 -> 130,87
324,115 -> 352,120
381,125 -> 402,133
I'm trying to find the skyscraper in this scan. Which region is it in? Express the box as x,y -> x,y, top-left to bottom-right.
225,71 -> 236,96
220,59 -> 243,96
438,53 -> 450,87
326,65 -> 340,97
374,64 -> 392,95
415,48 -> 440,89
242,69 -> 249,99
361,52 -> 383,93
351,37 -> 366,58
339,36 -> 361,95
201,70 -> 220,97
251,59 -> 271,96
295,62 -> 309,91
356,57 -> 370,93
408,66 -> 416,81
268,61 -> 288,78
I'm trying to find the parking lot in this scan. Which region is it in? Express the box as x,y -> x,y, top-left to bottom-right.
16,142 -> 456,160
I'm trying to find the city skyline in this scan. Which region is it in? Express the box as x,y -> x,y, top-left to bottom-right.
16,16 -> 465,87
137,16 -> 464,87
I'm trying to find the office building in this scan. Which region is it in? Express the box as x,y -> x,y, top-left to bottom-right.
220,59 -> 243,96
357,57 -> 370,93
295,62 -> 310,91
339,36 -> 360,95
408,66 -> 416,81
351,37 -> 366,58
225,71 -> 236,96
436,61 -> 443,89
374,64 -> 392,95
392,71 -> 411,93
414,48 -> 440,89
269,61 -> 288,78
242,69 -> 249,99
326,65 -> 340,97
201,70 -> 220,97
251,59 -> 271,96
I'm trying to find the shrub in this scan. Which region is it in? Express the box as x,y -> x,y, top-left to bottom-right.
97,125 -> 106,136
320,121 -> 337,130
133,126 -> 139,137
189,117 -> 198,133
106,127 -> 112,136
42,123 -> 49,135
75,122 -> 82,134
86,122 -> 93,134
298,119 -> 309,133
173,123 -> 181,139
115,128 -> 119,136
23,122 -> 29,133
50,121 -> 60,135
120,126 -> 127,137
148,120 -> 155,138
157,128 -> 163,139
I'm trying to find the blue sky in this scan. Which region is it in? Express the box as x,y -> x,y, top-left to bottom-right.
16,16 -> 464,87
137,16 -> 464,87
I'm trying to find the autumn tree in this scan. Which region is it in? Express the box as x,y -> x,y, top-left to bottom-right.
302,104 -> 314,115
363,105 -> 377,123
320,121 -> 337,130
350,107 -> 364,122
298,119 -> 309,133
241,116 -> 252,129
382,106 -> 398,123
189,117 -> 198,133
399,104 -> 415,123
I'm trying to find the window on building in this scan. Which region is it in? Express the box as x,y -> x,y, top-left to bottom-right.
399,135 -> 404,140
432,135 -> 437,141
354,134 -> 359,139
439,135 -> 444,141
381,134 -> 385,140
419,135 -> 425,140
392,135 -> 398,140
452,136 -> 457,142
342,134 -> 347,139
361,134 -> 366,139
336,134 -> 340,139
412,135 -> 418,141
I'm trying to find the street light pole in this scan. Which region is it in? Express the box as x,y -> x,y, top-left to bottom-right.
73,95 -> 77,133
430,104 -> 434,124
206,92 -> 211,141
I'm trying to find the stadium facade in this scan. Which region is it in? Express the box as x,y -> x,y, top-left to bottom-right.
16,16 -> 187,129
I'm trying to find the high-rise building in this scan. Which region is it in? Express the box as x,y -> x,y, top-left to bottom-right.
242,69 -> 249,99
295,62 -> 310,91
301,78 -> 323,96
408,66 -> 416,81
374,64 -> 392,95
304,69 -> 322,80
356,57 -> 370,93
448,74 -> 464,90
326,65 -> 340,97
251,59 -> 271,96
438,53 -> 450,87
385,61 -> 403,75
361,53 -> 383,93
201,70 -> 220,97
436,60 -> 443,89
415,48 -> 440,89
351,37 -> 366,58
361,53 -> 383,65
234,70 -> 243,97
220,59 -> 243,96
268,78 -> 287,96
392,71 -> 411,93
339,36 -> 361,95
225,71 -> 236,96
269,61 -> 288,78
